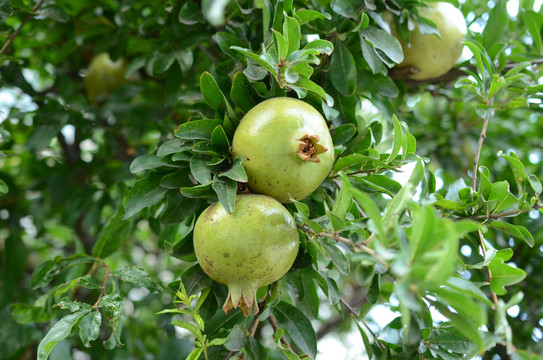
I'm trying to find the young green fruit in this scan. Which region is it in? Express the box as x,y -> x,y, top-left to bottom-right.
231,97 -> 334,203
193,194 -> 299,317
84,53 -> 128,105
391,2 -> 467,80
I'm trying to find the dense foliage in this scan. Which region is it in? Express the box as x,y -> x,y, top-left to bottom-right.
1,0 -> 542,359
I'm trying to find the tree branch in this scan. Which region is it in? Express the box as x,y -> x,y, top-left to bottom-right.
299,225 -> 389,269
471,116 -> 490,192
390,59 -> 543,85
0,0 -> 47,56
57,133 -> 80,164
331,164 -> 403,178
477,230 -> 499,306
93,262 -> 111,309
473,202 -> 543,220
269,314 -> 295,352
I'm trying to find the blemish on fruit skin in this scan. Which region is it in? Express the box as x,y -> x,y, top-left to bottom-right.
223,253 -> 229,258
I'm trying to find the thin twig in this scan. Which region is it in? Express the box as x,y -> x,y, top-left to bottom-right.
477,230 -> 499,306
473,202 -> 543,220
301,226 -> 390,269
225,298 -> 267,360
331,164 -> 403,179
0,0 -> 47,56
471,116 -> 490,192
269,314 -> 294,352
391,58 -> 543,85
93,263 -> 111,308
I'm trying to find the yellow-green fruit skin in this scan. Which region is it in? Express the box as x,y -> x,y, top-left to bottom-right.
395,2 -> 467,80
231,98 -> 334,203
193,194 -> 299,316
84,53 -> 127,105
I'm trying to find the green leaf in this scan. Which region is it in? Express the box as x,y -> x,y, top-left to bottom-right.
292,76 -> 331,105
490,221 -> 534,247
129,155 -> 180,173
488,181 -> 518,213
171,231 -> 196,262
36,5 -> 69,23
171,320 -> 200,337
488,258 -> 527,295
528,174 -> 542,196
231,46 -> 278,76
387,114 -> 403,163
55,275 -> 101,299
273,302 -> 317,359
31,255 -> 96,289
331,123 -> 356,145
0,0 -> 13,19
352,175 -> 402,197
428,331 -> 471,354
37,309 -> 91,360
9,303 -> 55,324
514,349 -> 543,360
180,182 -> 215,199
321,240 -> 350,275
178,1 -> 203,25
361,26 -> 404,66
181,264 -> 214,296
500,152 -> 526,195
200,72 -> 232,113
330,0 -> 356,19
160,191 -> 200,225
431,199 -> 466,213
295,9 -> 331,24
207,337 -> 226,346
431,302 -> 484,353
210,126 -> 230,155
329,42 -> 356,96
159,169 -> 193,189
224,325 -> 246,351
283,15 -> 301,57
212,175 -> 237,214
157,139 -> 189,157
367,273 -> 380,304
190,155 -> 212,184
351,189 -> 386,245
175,119 -> 222,140
326,210 -> 345,232
230,71 -> 262,113
122,173 -> 167,220
79,310 -> 101,348
332,173 -> 353,219
92,207 -> 130,259
245,336 -> 269,360
522,11 -> 543,54
112,266 -> 162,294
273,29 -> 288,59
483,0 -> 509,48
185,348 -> 203,360
273,328 -> 300,359
0,178 -> 8,193
219,157 -> 248,182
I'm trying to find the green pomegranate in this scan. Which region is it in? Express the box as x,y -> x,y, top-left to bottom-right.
390,2 -> 467,80
232,97 -> 334,203
193,194 -> 299,317
84,52 -> 128,105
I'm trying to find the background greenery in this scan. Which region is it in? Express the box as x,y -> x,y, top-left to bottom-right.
1,0 -> 542,359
